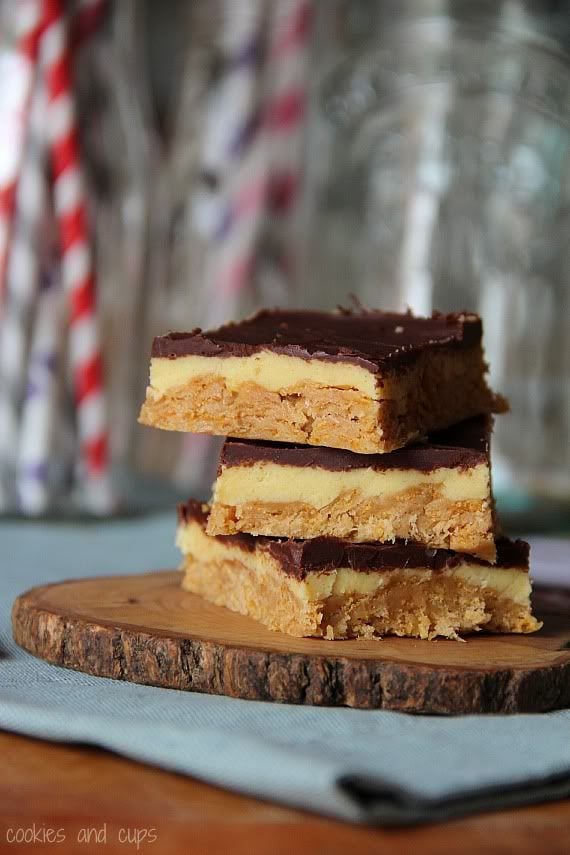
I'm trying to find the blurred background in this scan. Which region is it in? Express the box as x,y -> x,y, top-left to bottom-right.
0,0 -> 569,531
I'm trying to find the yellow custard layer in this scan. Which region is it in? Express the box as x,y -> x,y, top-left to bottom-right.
177,520 -> 530,606
213,461 -> 490,505
149,352 -> 382,399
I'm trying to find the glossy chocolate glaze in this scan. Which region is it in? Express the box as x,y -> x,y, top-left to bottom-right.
178,500 -> 528,580
219,416 -> 491,474
153,308 -> 483,372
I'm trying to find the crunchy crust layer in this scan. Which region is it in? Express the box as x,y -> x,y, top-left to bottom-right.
207,484 -> 496,561
141,377 -> 381,453
139,344 -> 502,454
180,553 -> 540,640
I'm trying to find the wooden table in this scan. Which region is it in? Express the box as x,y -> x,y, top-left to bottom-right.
2,730 -> 570,855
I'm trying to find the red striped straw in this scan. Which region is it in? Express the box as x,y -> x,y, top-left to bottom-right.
0,0 -> 44,303
70,0 -> 108,50
40,0 -> 113,512
264,0 -> 312,289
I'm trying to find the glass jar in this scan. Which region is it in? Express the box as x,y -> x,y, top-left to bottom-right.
299,0 -> 570,530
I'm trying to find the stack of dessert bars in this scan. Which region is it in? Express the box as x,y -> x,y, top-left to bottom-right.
139,308 -> 541,640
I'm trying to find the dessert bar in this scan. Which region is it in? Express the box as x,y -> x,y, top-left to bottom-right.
178,501 -> 540,640
208,417 -> 497,561
140,308 -> 504,454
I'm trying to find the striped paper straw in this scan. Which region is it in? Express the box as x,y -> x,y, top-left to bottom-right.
200,0 -> 270,327
70,0 -> 108,50
15,59 -> 64,515
0,45 -> 47,509
0,0 -> 44,303
18,0 -> 108,514
266,0 -> 311,194
264,0 -> 311,287
17,251 -> 63,514
199,0 -> 312,325
194,0 -> 264,243
180,0 -> 268,479
41,0 -> 113,513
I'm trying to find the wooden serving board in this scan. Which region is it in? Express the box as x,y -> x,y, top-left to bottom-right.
12,571 -> 570,715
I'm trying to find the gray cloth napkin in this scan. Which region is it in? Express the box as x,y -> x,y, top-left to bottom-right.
1,515 -> 569,825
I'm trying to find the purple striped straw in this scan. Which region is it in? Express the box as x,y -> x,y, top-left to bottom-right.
0,61 -> 46,509
17,255 -> 64,514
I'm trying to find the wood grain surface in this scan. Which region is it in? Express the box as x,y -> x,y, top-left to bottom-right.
12,571 -> 570,714
2,730 -> 570,855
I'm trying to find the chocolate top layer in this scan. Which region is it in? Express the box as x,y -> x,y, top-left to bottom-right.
219,416 -> 490,474
179,500 -> 528,580
153,308 -> 482,372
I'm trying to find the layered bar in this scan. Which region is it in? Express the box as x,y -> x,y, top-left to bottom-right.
208,417 -> 497,561
177,501 -> 541,640
139,308 -> 505,454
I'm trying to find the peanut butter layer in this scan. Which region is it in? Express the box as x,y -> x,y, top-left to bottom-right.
139,308 -> 504,454
177,501 -> 541,640
208,418 -> 496,560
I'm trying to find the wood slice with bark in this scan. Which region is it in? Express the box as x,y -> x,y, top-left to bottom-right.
12,571 -> 570,714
